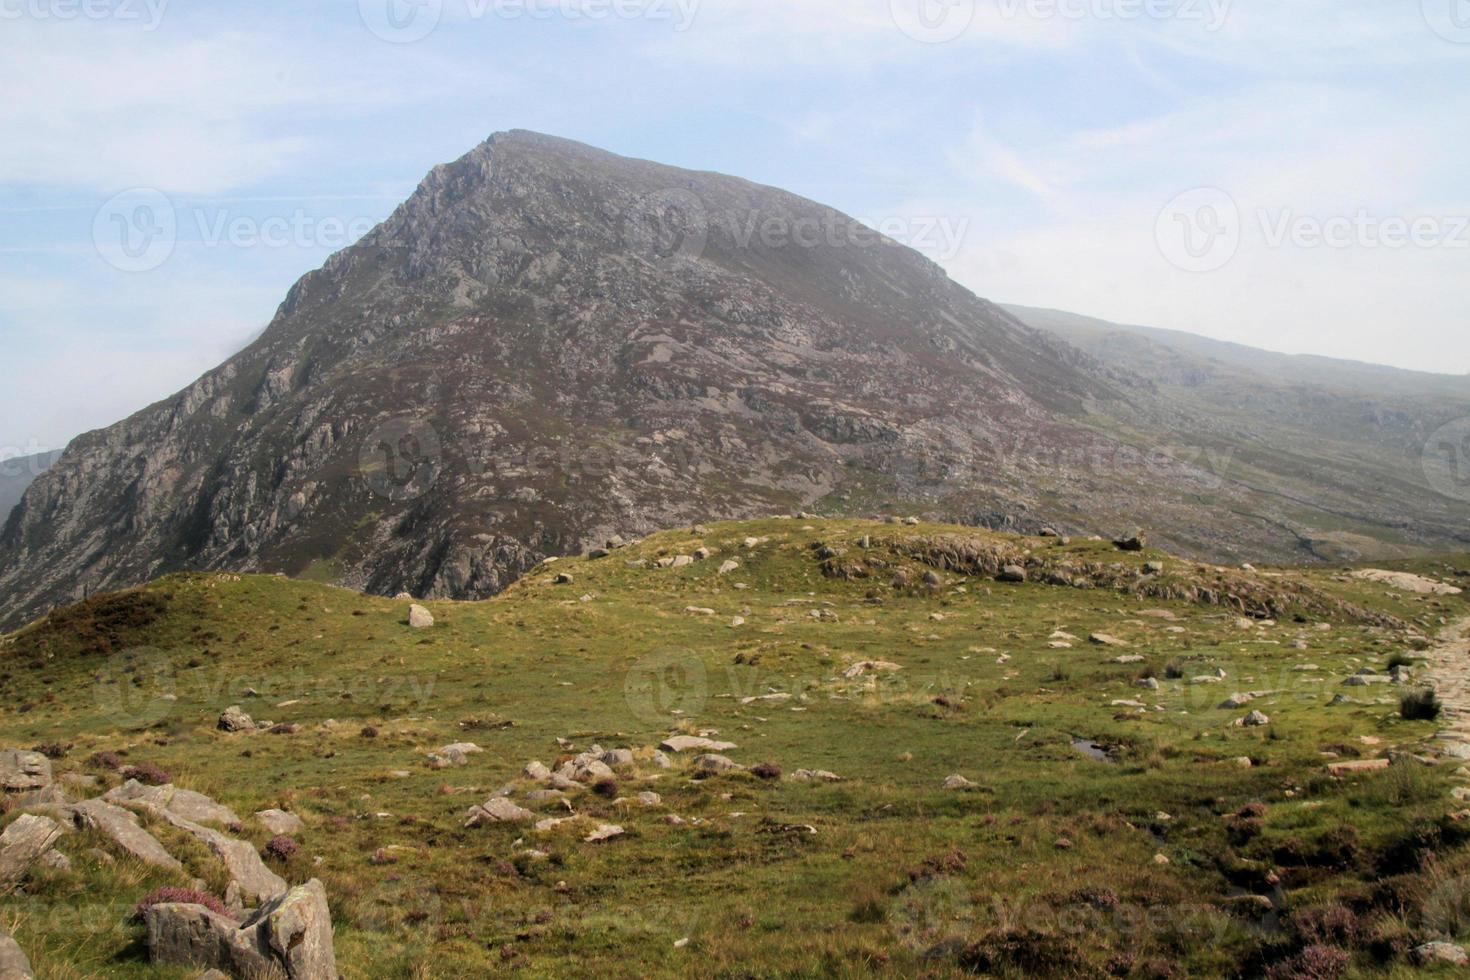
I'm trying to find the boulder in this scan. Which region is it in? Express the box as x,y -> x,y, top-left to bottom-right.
0,814 -> 65,888
660,735 -> 736,753
145,878 -> 337,979
463,797 -> 534,827
255,809 -> 304,836
217,706 -> 256,733
104,781 -> 241,826
408,604 -> 434,628
692,754 -> 742,773
600,749 -> 635,769
718,560 -> 740,575
584,823 -> 624,843
1240,710 -> 1271,727
0,750 -> 52,793
997,565 -> 1026,583
943,774 -> 977,790
790,769 -> 843,783
1088,633 -> 1128,648
1113,530 -> 1146,552
67,799 -> 182,871
522,761 -> 552,781
0,928 -> 33,979
1412,942 -> 1468,966
148,809 -> 287,904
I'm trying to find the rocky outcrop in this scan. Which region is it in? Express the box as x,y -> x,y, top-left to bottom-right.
145,878 -> 337,979
103,780 -> 241,826
0,814 -> 65,890
66,799 -> 181,871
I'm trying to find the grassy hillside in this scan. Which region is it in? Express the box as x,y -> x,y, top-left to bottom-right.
2,518 -> 1469,977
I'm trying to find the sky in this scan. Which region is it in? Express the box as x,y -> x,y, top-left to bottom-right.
1,0 -> 1468,455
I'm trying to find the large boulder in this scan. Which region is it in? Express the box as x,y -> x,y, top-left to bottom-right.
0,927 -> 34,979
0,750 -> 51,793
66,799 -> 182,871
0,814 -> 65,889
104,780 -> 241,826
146,878 -> 338,979
408,604 -> 434,628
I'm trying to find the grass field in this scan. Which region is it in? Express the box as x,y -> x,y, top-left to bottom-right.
2,518 -> 1469,977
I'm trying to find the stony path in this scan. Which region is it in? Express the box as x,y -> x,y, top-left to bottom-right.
1420,615 -> 1470,771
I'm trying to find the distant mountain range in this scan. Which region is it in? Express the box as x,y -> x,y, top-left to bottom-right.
0,450 -> 61,526
1,132 -> 1465,631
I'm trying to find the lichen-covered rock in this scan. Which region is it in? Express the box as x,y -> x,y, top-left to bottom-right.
103,780 -> 240,826
0,814 -> 65,889
146,878 -> 338,979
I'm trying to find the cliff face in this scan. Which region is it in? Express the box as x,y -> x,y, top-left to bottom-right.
2,132 -> 1462,631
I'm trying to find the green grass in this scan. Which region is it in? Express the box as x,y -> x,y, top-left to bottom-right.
2,518 -> 1469,977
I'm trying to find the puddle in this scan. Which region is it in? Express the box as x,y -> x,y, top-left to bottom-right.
1072,737 -> 1114,763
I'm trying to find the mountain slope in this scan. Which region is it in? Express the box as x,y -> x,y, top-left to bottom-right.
0,449 -> 60,525
0,132 -> 1464,629
1007,305 -> 1470,561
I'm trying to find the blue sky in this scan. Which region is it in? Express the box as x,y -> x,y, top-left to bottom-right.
2,0 -> 1468,453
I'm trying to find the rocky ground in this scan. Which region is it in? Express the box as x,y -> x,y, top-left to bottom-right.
1,517 -> 1469,977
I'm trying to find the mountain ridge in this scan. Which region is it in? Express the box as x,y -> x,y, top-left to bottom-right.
2,131 -> 1465,631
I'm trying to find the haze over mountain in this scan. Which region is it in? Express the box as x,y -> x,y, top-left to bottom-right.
0,450 -> 60,526
1,132 -> 1466,631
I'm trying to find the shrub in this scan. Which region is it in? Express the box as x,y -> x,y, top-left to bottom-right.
120,763 -> 171,785
1265,944 -> 1349,979
957,928 -> 1092,976
1400,689 -> 1442,721
32,742 -> 70,759
359,725 -> 379,739
1386,652 -> 1420,670
751,762 -> 782,781
591,778 -> 619,799
264,835 -> 300,862
88,751 -> 123,771
133,887 -> 229,920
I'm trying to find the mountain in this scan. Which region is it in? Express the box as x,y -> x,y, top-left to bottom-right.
1008,304 -> 1470,559
0,449 -> 61,525
1,132 -> 1466,631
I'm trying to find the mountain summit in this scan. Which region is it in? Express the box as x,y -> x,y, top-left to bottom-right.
1,132 -> 1464,629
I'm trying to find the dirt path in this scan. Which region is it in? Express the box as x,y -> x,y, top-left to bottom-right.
1421,615 -> 1470,768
